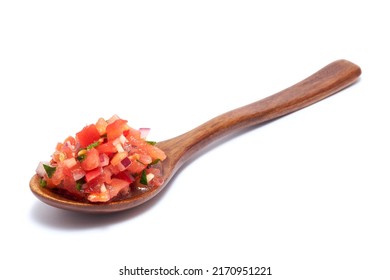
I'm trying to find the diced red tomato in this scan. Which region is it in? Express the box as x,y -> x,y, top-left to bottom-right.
52,143 -> 74,162
81,148 -> 100,171
107,178 -> 130,198
62,158 -> 77,169
127,160 -> 146,174
123,126 -> 141,139
126,135 -> 166,161
76,124 -> 101,148
146,168 -> 163,187
110,151 -> 128,166
87,188 -> 110,203
85,167 -> 102,183
50,165 -> 65,185
115,171 -> 135,183
138,154 -> 152,165
96,141 -> 117,154
62,176 -> 83,199
106,119 -> 129,141
102,166 -> 113,184
64,136 -> 76,147
37,115 -> 166,203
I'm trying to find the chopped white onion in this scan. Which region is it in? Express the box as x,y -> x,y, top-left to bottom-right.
100,183 -> 107,193
107,114 -> 120,124
123,142 -> 132,152
139,128 -> 150,139
35,161 -> 49,177
112,137 -> 125,152
72,169 -> 86,181
116,143 -> 124,153
119,134 -> 127,144
146,173 -> 155,183
99,153 -> 110,167
63,158 -> 77,168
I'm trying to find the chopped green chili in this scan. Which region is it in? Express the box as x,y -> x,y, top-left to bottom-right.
43,164 -> 56,178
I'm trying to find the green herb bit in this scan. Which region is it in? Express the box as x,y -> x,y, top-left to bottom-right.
140,170 -> 148,185
75,182 -> 82,191
39,178 -> 47,188
146,141 -> 157,146
76,154 -> 87,162
87,140 -> 100,150
149,159 -> 161,166
43,164 -> 56,178
75,178 -> 85,191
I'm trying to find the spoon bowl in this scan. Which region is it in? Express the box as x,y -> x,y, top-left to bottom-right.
30,59 -> 361,213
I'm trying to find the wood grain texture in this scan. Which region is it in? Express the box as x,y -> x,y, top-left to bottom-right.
30,59 -> 361,213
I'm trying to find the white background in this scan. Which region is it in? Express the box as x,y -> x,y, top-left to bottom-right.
1,1 -> 389,279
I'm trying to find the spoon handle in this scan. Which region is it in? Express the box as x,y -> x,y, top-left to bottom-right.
160,59 -> 361,167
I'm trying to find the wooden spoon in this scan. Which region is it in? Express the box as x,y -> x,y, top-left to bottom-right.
30,59 -> 361,213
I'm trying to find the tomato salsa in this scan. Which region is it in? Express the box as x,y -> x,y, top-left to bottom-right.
36,115 -> 166,203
